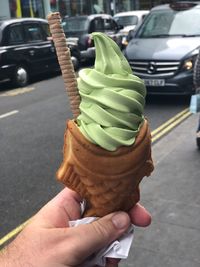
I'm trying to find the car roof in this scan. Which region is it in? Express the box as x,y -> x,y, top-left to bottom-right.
0,17 -> 48,28
151,1 -> 200,11
63,14 -> 112,20
87,13 -> 113,19
114,10 -> 149,18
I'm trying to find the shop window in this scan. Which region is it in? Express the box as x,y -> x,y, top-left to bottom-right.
22,0 -> 44,17
11,0 -> 45,18
51,0 -> 89,17
92,0 -> 104,14
9,0 -> 17,18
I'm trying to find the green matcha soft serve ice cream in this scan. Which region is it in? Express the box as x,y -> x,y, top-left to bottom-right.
77,32 -> 146,151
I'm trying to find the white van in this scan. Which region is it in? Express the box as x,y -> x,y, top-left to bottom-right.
114,10 -> 149,46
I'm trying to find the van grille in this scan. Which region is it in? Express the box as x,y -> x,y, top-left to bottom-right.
128,60 -> 180,77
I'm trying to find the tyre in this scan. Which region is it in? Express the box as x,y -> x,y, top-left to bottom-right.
12,65 -> 29,87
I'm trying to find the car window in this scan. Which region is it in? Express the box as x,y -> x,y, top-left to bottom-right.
90,18 -> 117,32
91,18 -> 104,32
103,18 -> 116,31
138,8 -> 200,38
139,11 -> 173,37
24,23 -> 45,42
115,16 -> 138,26
170,10 -> 200,34
7,25 -> 24,45
62,17 -> 89,32
41,22 -> 51,38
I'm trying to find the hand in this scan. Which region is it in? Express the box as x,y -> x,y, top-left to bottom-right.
0,188 -> 151,267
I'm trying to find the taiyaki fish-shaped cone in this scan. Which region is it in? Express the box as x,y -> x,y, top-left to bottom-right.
57,119 -> 154,217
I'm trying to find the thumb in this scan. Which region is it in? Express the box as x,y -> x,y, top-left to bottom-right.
66,212 -> 131,264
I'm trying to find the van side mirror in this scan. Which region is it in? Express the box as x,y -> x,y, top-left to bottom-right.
127,29 -> 136,42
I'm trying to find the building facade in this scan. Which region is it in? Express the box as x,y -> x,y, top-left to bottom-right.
0,0 -> 51,20
0,0 -> 172,20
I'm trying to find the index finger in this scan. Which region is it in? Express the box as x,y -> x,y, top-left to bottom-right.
129,203 -> 151,227
34,187 -> 82,228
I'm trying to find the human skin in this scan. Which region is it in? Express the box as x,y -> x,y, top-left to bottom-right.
0,188 -> 151,267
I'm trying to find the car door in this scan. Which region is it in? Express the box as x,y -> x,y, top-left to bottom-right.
22,21 -> 59,73
39,22 -> 59,70
3,22 -> 28,70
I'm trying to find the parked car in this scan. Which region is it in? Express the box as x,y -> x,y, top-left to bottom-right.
124,1 -> 200,95
0,18 -> 80,87
62,14 -> 123,61
114,10 -> 149,47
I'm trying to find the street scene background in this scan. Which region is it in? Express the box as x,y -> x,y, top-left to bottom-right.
0,0 -> 200,266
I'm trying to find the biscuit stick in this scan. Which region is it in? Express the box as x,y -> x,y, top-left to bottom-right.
47,12 -> 80,118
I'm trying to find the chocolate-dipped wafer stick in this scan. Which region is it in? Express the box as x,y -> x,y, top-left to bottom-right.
47,12 -> 80,118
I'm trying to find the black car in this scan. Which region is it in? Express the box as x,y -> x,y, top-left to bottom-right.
125,1 -> 200,95
0,18 -> 81,87
62,14 -> 123,61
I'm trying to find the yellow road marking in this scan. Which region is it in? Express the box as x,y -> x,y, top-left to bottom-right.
151,108 -> 190,137
152,110 -> 191,143
0,87 -> 35,96
0,108 -> 192,248
0,219 -> 30,247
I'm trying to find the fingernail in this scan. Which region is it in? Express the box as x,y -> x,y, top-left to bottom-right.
112,212 -> 130,229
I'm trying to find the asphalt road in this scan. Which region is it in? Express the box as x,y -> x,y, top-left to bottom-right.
0,72 -> 190,240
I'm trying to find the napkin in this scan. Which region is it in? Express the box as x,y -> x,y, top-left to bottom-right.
69,217 -> 134,267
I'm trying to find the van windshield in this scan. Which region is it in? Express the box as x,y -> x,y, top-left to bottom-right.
138,7 -> 200,38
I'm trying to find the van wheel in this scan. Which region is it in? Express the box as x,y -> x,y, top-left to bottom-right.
12,65 -> 29,87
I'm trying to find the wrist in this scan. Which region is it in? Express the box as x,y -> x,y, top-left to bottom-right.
0,238 -> 27,267
0,246 -> 15,267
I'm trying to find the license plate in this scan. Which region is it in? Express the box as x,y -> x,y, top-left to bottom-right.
143,79 -> 165,86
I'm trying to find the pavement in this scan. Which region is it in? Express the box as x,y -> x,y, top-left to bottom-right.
120,113 -> 200,267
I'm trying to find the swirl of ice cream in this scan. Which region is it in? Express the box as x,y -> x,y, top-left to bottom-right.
76,32 -> 146,151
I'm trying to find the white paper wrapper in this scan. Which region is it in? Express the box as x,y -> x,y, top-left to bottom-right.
69,217 -> 134,267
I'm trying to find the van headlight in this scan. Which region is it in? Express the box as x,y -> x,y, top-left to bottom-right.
183,59 -> 193,70
182,55 -> 198,70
